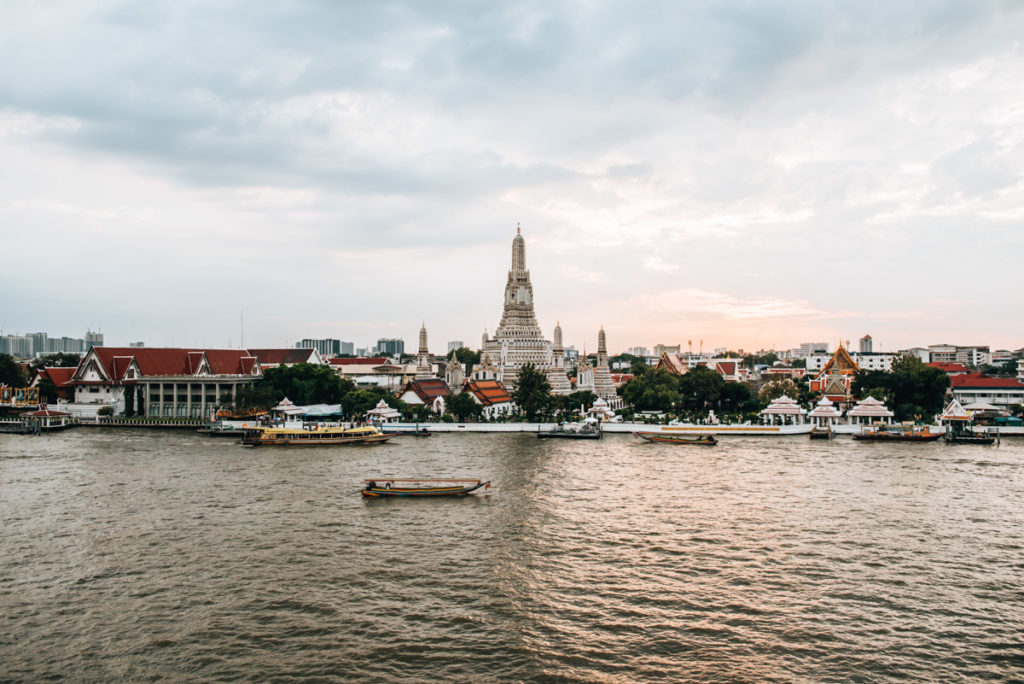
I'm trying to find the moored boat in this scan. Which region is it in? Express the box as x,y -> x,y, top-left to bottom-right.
633,432 -> 717,446
809,426 -> 834,440
853,425 -> 943,442
362,479 -> 491,497
241,425 -> 392,446
538,421 -> 602,439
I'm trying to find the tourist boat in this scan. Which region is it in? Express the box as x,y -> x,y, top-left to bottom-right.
853,425 -> 943,442
537,421 -> 602,439
633,432 -> 717,446
241,425 -> 393,446
362,479 -> 491,497
643,422 -> 813,436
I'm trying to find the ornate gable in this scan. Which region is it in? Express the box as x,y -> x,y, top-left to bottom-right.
74,349 -> 109,382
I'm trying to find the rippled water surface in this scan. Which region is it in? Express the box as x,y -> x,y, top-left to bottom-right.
2,429 -> 1023,682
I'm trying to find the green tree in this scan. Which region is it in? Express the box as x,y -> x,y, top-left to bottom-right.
36,378 -> 59,404
0,354 -> 27,387
261,363 -> 356,406
720,381 -> 758,415
449,392 -> 483,421
619,367 -> 679,412
453,347 -> 481,365
678,366 -> 726,414
852,357 -> 949,420
30,353 -> 82,369
511,363 -> 553,421
759,379 -> 799,403
341,388 -> 392,418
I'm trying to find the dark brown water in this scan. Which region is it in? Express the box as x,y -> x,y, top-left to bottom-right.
2,429 -> 1023,682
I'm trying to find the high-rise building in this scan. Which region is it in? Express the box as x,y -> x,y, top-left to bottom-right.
340,341 -> 354,356
859,335 -> 873,354
482,225 -> 553,387
84,330 -> 104,350
447,340 -> 464,353
375,338 -> 404,357
298,338 -> 341,357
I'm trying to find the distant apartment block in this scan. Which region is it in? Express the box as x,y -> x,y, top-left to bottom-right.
859,335 -> 873,353
791,342 -> 829,359
298,338 -> 343,357
653,344 -> 680,356
927,344 -> 990,367
340,341 -> 354,355
627,346 -> 649,357
0,330 -> 96,358
375,338 -> 405,357
447,340 -> 464,353
806,351 -> 897,373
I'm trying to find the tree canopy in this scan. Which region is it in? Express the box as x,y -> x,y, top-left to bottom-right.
235,363 -> 356,409
30,352 -> 82,369
619,367 -> 679,413
511,363 -> 552,421
851,356 -> 950,420
449,392 -> 483,421
0,354 -> 27,387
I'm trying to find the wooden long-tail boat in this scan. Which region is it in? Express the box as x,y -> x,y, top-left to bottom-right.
362,479 -> 491,497
633,432 -> 717,446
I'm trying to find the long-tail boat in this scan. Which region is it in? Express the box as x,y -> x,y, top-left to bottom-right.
361,479 -> 491,497
633,432 -> 717,446
241,425 -> 392,446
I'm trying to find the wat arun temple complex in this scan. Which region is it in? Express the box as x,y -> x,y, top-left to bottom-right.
480,226 -> 620,407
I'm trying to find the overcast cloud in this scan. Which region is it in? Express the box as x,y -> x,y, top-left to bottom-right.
2,1 -> 1022,354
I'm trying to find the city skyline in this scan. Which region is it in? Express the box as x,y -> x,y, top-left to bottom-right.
3,3 -> 1023,352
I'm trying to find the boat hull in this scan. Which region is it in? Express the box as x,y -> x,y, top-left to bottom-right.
242,426 -> 392,446
853,431 -> 943,442
633,432 -> 717,445
362,481 -> 489,497
537,430 -> 601,439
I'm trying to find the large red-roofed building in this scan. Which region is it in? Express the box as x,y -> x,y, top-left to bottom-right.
68,347 -> 263,418
950,373 -> 1024,411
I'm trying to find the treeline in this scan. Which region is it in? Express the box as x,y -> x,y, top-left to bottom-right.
618,355 -> 953,421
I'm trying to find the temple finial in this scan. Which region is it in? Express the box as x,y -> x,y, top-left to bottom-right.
517,222 -> 521,235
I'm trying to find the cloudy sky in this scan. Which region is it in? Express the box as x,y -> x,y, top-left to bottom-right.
2,1 -> 1023,355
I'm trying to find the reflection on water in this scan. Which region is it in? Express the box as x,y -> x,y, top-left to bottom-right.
2,430 -> 1023,682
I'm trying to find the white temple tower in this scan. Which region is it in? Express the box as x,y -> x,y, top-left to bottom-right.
415,323 -> 433,379
546,321 -> 572,394
445,350 -> 464,390
592,326 -> 620,407
483,225 -> 553,387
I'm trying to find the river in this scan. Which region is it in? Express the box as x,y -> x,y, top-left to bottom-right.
2,429 -> 1022,682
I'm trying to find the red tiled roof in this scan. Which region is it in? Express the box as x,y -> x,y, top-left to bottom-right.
464,379 -> 512,406
405,378 -> 453,403
950,374 -> 1024,389
329,357 -> 387,366
715,361 -> 737,376
249,349 -> 317,365
39,367 -> 75,387
84,347 -> 259,380
928,362 -> 970,374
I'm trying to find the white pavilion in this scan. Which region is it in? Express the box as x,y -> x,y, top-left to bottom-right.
846,396 -> 895,427
586,396 -> 618,422
761,395 -> 806,425
808,396 -> 843,428
366,399 -> 401,423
